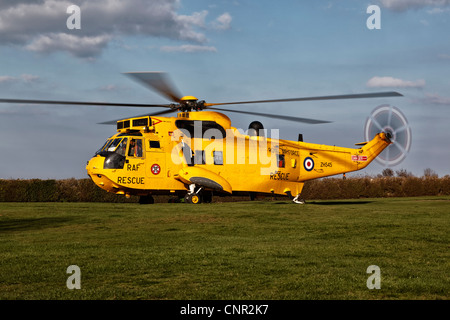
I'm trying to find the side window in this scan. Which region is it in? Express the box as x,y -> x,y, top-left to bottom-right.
128,138 -> 143,157
149,140 -> 160,148
277,154 -> 285,168
194,150 -> 205,165
213,151 -> 223,165
182,142 -> 194,166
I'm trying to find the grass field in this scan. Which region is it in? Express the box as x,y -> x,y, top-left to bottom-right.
0,197 -> 449,300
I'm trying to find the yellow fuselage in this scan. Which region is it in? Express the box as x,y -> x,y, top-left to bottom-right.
86,112 -> 391,199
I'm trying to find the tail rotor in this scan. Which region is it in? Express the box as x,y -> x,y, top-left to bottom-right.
364,104 -> 411,167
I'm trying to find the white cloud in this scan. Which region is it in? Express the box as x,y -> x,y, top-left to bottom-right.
377,0 -> 450,11
0,0 -> 231,58
422,92 -> 450,105
160,44 -> 217,53
20,74 -> 40,82
366,76 -> 426,88
0,76 -> 17,83
25,33 -> 112,58
212,12 -> 232,30
427,7 -> 447,13
176,10 -> 208,28
0,74 -> 40,84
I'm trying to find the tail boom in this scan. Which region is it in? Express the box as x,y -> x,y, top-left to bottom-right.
297,132 -> 391,181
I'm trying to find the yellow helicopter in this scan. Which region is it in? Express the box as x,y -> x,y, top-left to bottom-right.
0,72 -> 410,204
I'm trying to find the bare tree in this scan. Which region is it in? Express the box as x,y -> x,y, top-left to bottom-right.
382,168 -> 394,177
423,168 -> 438,178
396,169 -> 413,178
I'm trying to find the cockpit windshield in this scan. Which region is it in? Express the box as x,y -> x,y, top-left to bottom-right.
96,138 -> 128,156
96,139 -> 112,154
96,136 -> 140,169
107,138 -> 122,152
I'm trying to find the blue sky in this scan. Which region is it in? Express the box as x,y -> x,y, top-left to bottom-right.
0,0 -> 449,179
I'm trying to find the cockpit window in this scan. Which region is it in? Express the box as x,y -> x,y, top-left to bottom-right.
116,138 -> 128,156
96,137 -> 128,157
128,138 -> 143,157
107,138 -> 123,152
96,139 -> 112,154
97,137 -> 144,169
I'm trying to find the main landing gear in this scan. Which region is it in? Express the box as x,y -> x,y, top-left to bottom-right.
292,194 -> 305,204
184,184 -> 213,204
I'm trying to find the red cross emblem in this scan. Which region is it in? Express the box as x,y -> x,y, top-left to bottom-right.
151,164 -> 161,175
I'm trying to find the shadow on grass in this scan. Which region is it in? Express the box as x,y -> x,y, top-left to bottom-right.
0,217 -> 75,233
307,200 -> 374,205
269,200 -> 374,205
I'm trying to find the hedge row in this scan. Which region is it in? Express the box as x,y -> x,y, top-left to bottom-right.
301,176 -> 450,200
0,178 -> 137,203
0,176 -> 449,203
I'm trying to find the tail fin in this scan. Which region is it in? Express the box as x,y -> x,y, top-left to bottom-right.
357,132 -> 392,169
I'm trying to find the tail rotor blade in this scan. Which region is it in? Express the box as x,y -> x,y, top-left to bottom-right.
364,104 -> 411,167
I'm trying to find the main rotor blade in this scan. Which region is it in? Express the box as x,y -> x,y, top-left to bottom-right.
124,72 -> 183,103
204,91 -> 403,107
0,98 -> 170,108
208,107 -> 331,124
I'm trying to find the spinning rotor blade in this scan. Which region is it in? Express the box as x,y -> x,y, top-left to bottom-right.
208,107 -> 331,124
364,104 -> 411,167
124,72 -> 183,103
204,91 -> 403,107
0,98 -> 169,108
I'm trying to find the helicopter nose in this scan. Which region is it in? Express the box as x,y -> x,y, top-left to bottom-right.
86,156 -> 105,181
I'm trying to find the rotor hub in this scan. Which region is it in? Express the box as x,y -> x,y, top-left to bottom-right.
177,96 -> 206,112
180,95 -> 198,101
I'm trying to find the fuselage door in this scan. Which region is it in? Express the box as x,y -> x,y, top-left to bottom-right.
146,138 -> 166,179
122,138 -> 146,186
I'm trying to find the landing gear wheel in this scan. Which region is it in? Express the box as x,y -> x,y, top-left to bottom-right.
185,184 -> 205,204
190,194 -> 202,204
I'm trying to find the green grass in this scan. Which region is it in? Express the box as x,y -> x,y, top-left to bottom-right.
0,197 -> 449,300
